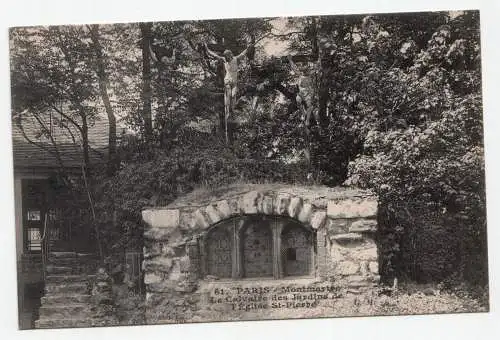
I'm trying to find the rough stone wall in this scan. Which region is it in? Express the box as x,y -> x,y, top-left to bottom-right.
142,185 -> 379,324
90,268 -> 119,327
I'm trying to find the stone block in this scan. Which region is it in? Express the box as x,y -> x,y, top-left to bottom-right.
288,197 -> 303,218
351,247 -> 378,261
144,227 -> 175,241
310,211 -> 327,229
228,198 -> 241,215
175,282 -> 197,293
192,209 -> 210,229
326,219 -> 348,234
145,242 -> 176,258
261,195 -> 274,214
143,257 -> 173,273
359,261 -> 369,275
168,261 -> 182,281
205,205 -> 222,224
274,193 -> 291,215
330,233 -> 363,242
298,203 -> 313,223
329,241 -> 346,262
216,200 -> 231,219
347,275 -> 371,288
311,198 -> 328,209
142,209 -> 180,229
369,261 -> 379,274
146,280 -> 177,293
144,273 -> 163,285
241,191 -> 261,214
327,199 -> 377,219
336,261 -> 360,275
349,219 -> 377,233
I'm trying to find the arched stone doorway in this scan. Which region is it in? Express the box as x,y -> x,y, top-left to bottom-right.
201,215 -> 316,280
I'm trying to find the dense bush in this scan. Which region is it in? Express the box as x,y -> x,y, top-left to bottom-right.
344,12 -> 486,286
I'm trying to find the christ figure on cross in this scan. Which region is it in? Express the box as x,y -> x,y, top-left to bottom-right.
287,55 -> 320,128
204,43 -> 250,142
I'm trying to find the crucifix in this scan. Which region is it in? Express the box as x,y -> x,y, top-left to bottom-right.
204,42 -> 251,144
287,54 -> 321,129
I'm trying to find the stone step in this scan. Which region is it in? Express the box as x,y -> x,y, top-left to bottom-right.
76,253 -> 99,260
38,304 -> 92,320
46,274 -> 95,284
47,254 -> 98,263
47,257 -> 79,264
46,264 -> 97,275
41,294 -> 91,305
45,282 -> 90,294
49,252 -> 77,259
48,257 -> 98,265
47,259 -> 97,271
35,318 -> 93,329
46,265 -> 74,274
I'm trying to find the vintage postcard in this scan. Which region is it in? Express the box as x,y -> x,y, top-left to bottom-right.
8,7 -> 489,333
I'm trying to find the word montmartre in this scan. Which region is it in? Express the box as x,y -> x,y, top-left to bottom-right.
280,286 -> 338,294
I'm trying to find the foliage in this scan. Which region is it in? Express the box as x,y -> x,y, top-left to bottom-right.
345,12 -> 486,285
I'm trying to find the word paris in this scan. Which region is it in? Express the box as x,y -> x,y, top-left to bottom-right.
216,285 -> 339,295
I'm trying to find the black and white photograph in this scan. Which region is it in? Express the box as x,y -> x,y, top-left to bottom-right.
5,2 -> 494,336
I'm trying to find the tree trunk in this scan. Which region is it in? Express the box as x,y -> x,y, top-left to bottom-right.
140,23 -> 154,145
316,17 -> 329,128
89,25 -> 118,177
81,115 -> 91,176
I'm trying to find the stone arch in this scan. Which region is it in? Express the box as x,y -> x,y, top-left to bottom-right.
142,189 -> 378,234
142,186 -> 379,282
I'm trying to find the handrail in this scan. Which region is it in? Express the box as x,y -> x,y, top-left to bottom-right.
40,212 -> 48,241
40,212 -> 49,281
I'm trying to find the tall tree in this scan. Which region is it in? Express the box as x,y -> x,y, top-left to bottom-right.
10,26 -> 99,173
89,24 -> 118,176
140,23 -> 153,144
